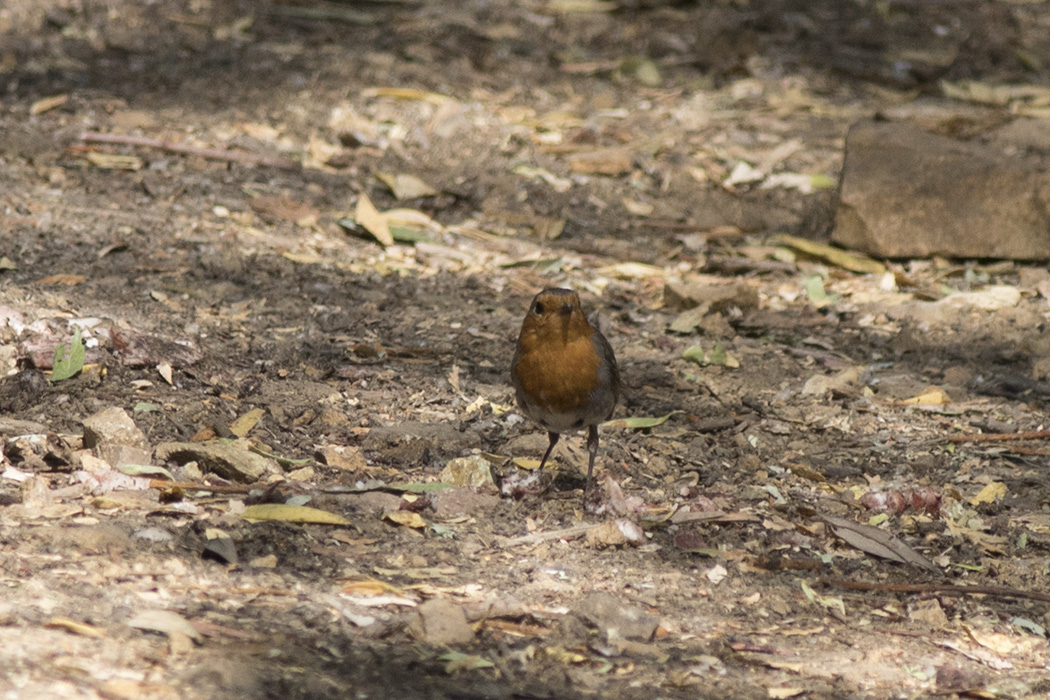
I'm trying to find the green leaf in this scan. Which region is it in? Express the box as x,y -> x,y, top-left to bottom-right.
809,173 -> 838,190
389,226 -> 433,244
708,344 -> 727,365
248,444 -> 312,468
51,327 -> 85,382
438,652 -> 495,672
428,523 -> 458,538
804,274 -> 829,304
133,402 -> 160,414
682,345 -> 707,365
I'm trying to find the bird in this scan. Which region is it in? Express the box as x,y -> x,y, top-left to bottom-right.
511,287 -> 621,495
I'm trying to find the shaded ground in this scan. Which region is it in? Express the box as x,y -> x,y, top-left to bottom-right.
2,0 -> 1050,698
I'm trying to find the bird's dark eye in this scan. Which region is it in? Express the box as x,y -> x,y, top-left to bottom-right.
534,301 -> 545,314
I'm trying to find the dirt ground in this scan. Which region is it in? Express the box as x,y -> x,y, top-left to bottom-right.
2,0 -> 1050,698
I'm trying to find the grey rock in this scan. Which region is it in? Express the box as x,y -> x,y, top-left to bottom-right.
98,444 -> 154,469
408,598 -> 473,646
132,526 -> 175,543
154,441 -> 279,482
574,592 -> 658,642
82,406 -> 149,450
832,120 -> 1050,259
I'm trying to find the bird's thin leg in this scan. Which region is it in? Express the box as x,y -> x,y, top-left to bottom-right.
585,425 -> 599,495
538,431 -> 560,470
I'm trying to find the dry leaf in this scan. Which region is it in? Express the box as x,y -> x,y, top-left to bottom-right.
823,515 -> 939,572
156,362 -> 174,385
941,80 -> 1050,107
355,193 -> 394,246
229,408 -> 266,438
375,172 -> 439,200
935,286 -> 1021,311
128,610 -> 202,643
724,161 -> 764,186
384,511 -> 427,529
622,197 -> 654,216
513,165 -> 573,192
799,580 -> 846,617
30,94 -> 68,115
548,0 -> 616,12
363,87 -> 453,106
441,652 -> 495,673
968,481 -> 1007,506
46,617 -> 106,638
964,623 -> 1016,655
900,386 -> 951,405
243,503 -> 350,525
776,234 -> 886,275
705,564 -> 728,584
384,208 -> 443,234
604,411 -> 682,430
33,274 -> 87,286
567,147 -> 633,175
597,262 -> 667,279
84,152 -> 143,170
341,579 -> 406,596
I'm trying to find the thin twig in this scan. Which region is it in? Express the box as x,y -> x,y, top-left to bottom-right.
499,523 -> 601,547
704,255 -> 798,274
150,479 -> 252,494
79,132 -> 300,170
948,430 -> 1050,444
820,578 -> 1050,604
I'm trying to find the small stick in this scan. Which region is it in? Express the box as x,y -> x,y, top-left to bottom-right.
149,479 -> 252,494
704,256 -> 798,274
78,132 -> 300,170
499,523 -> 601,548
948,430 -> 1050,444
820,578 -> 1050,604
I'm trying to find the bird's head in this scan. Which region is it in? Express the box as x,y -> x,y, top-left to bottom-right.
519,288 -> 592,346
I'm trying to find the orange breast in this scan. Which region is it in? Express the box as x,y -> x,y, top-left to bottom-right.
515,328 -> 601,415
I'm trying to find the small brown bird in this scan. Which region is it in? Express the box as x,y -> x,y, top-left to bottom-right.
511,288 -> 621,494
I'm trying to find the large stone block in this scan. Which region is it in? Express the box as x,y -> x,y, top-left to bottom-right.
832,120 -> 1050,259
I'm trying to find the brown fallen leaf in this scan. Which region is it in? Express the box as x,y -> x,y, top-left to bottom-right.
83,152 -> 144,170
375,172 -> 439,200
30,94 -> 68,115
384,510 -> 427,529
229,408 -> 266,438
128,609 -> 202,643
567,147 -> 633,175
354,193 -> 393,246
775,234 -> 886,275
46,616 -> 106,638
823,515 -> 939,573
33,274 -> 87,286
242,503 -> 350,525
